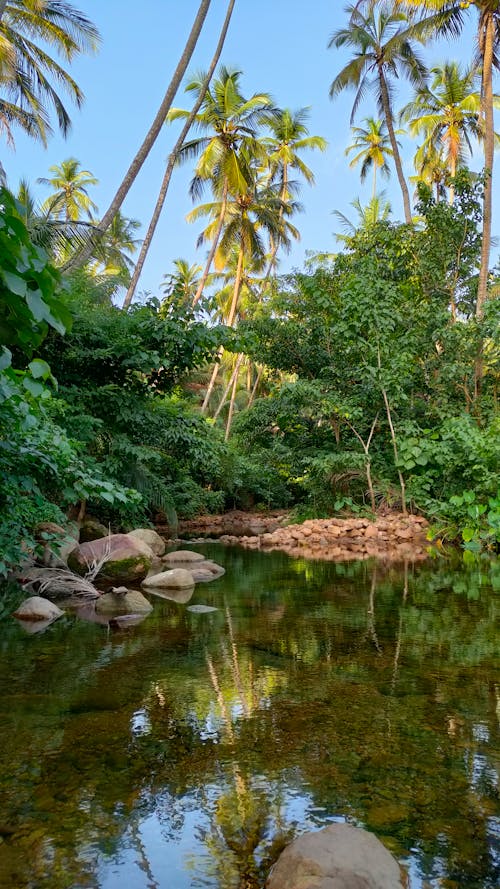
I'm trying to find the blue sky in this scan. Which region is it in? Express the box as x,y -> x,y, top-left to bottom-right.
3,0 -> 495,298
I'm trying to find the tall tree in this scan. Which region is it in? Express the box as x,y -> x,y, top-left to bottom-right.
37,157 -> 98,221
401,61 -> 491,201
0,0 -> 99,145
394,0 -> 500,316
167,65 -> 274,306
63,0 -> 213,271
329,2 -> 430,223
345,116 -> 398,196
121,0 -> 236,311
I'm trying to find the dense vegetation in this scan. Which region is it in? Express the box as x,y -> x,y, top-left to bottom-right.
0,0 -> 499,575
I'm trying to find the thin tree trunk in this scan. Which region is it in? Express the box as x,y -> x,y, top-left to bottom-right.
448,156 -> 456,205
122,0 -> 236,310
201,346 -> 224,413
378,67 -> 412,224
63,0 -> 213,272
477,12 -> 494,320
225,361 -> 240,440
213,353 -> 244,420
382,386 -> 407,514
201,245 -> 244,413
372,163 -> 377,201
192,179 -> 229,305
247,366 -> 262,408
0,1 -> 9,21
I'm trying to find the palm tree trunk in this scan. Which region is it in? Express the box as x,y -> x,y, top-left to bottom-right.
213,353 -> 244,420
372,163 -> 377,201
63,0 -> 212,272
122,0 -> 236,310
247,366 -> 262,408
192,179 -> 229,306
225,362 -> 240,440
378,67 -> 412,224
0,1 -> 9,21
201,245 -> 244,413
477,11 -> 494,320
449,156 -> 456,205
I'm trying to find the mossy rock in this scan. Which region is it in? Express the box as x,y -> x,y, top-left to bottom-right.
68,534 -> 152,584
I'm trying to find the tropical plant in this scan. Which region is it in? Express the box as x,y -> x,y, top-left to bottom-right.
345,117 -> 398,196
37,157 -> 98,221
401,61 -> 494,201
0,0 -> 99,145
329,1 -> 430,222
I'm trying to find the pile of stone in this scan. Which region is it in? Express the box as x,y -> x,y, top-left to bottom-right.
170,510 -> 290,540
219,512 -> 430,562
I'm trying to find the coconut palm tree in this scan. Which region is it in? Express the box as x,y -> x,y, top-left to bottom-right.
89,211 -> 141,282
410,140 -> 449,199
334,192 -> 392,241
160,258 -> 203,313
345,117 -> 399,196
400,61 -> 492,201
0,0 -> 99,145
63,0 -> 214,272
393,0 -> 500,315
167,66 -> 275,304
37,157 -> 98,221
121,0 -> 236,311
16,176 -> 97,262
329,2 -> 430,223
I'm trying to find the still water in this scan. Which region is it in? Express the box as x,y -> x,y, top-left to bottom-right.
0,546 -> 499,888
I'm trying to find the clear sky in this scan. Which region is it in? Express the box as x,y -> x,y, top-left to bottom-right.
2,0 -> 494,299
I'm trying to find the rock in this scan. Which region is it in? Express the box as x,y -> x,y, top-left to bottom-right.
68,534 -> 153,585
266,823 -> 405,889
79,518 -> 109,542
190,561 -> 225,582
13,597 -> 64,622
128,528 -> 166,557
96,590 -> 153,615
162,550 -> 205,564
142,567 -> 195,590
186,604 -> 218,613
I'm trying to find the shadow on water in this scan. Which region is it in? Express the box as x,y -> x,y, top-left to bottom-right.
0,548 -> 498,888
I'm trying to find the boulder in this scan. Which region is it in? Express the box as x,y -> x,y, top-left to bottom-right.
79,518 -> 109,542
96,589 -> 153,615
68,534 -> 153,584
190,560 -> 225,582
162,550 -> 205,564
266,823 -> 405,889
142,567 -> 195,590
128,528 -> 166,557
146,586 -> 195,604
13,597 -> 64,622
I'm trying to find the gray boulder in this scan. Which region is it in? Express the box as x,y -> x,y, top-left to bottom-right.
190,560 -> 225,582
266,823 -> 405,889
13,597 -> 64,622
68,534 -> 153,585
128,528 -> 166,557
162,550 -> 205,564
146,586 -> 195,604
96,589 -> 153,615
142,567 -> 194,590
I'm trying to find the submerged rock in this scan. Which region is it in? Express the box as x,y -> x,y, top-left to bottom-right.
142,568 -> 195,590
13,596 -> 64,623
186,604 -> 218,614
266,823 -> 405,889
190,560 -> 225,582
146,586 -> 195,604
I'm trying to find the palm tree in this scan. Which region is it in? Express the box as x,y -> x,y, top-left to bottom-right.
261,106 -> 326,273
63,0 -> 214,272
37,157 -> 98,221
16,176 -> 97,262
167,66 -> 275,305
329,2 -> 430,223
121,0 -> 236,311
334,192 -> 392,241
345,117 -> 399,196
0,0 -> 99,145
89,211 -> 141,282
393,0 -> 500,316
410,140 -> 449,199
401,61 -> 489,201
160,258 -> 203,312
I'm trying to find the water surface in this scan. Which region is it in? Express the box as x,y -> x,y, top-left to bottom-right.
0,547 -> 498,888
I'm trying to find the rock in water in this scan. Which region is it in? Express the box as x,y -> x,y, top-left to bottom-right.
96,590 -> 153,615
186,604 -> 218,614
128,528 -> 166,557
142,568 -> 194,590
13,597 -> 64,622
266,823 -> 405,889
162,550 -> 205,564
68,534 -> 153,584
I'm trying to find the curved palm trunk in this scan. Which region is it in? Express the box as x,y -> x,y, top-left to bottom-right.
192,179 -> 229,306
477,12 -> 494,321
378,66 -> 412,224
122,0 -> 236,310
213,352 -> 244,420
225,363 -> 240,440
63,0 -> 212,272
